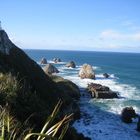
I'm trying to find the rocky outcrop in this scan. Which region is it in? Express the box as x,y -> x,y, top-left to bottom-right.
66,61 -> 76,68
40,57 -> 47,64
103,73 -> 109,78
87,83 -> 118,99
121,107 -> 137,123
51,75 -> 80,100
50,75 -> 81,119
53,58 -> 61,63
79,64 -> 95,79
43,64 -> 59,74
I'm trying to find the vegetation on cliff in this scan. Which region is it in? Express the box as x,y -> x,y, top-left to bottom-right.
0,30 -> 90,139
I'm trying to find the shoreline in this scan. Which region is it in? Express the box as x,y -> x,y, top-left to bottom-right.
54,64 -> 140,140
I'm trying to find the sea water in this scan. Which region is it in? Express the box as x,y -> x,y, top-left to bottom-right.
25,49 -> 140,140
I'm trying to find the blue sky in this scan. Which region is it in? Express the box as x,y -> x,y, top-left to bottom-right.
0,0 -> 140,52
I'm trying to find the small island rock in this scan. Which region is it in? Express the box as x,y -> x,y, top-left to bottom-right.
79,64 -> 95,79
103,73 -> 110,78
121,107 -> 137,123
40,58 -> 47,64
43,64 -> 59,74
53,58 -> 62,63
66,61 -> 76,68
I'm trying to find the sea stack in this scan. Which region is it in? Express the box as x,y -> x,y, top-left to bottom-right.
66,61 -> 76,68
79,64 -> 95,79
40,57 -> 47,64
43,63 -> 59,74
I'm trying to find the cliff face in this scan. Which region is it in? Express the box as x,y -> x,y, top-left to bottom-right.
0,30 -> 79,124
0,30 -> 58,107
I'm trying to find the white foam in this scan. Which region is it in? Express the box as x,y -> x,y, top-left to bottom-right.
48,60 -> 66,64
60,73 -> 140,140
40,61 -> 140,140
76,65 -> 101,70
73,102 -> 140,140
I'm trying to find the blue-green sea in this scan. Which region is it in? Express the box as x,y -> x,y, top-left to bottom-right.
25,49 -> 140,140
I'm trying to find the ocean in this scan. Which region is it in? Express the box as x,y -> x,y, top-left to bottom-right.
24,49 -> 140,140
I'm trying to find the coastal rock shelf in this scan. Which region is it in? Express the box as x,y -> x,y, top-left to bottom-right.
87,83 -> 119,99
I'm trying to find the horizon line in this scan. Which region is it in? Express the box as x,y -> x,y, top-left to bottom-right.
22,48 -> 140,54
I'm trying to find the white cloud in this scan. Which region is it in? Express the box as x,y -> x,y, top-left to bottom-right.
100,29 -> 140,41
121,20 -> 134,26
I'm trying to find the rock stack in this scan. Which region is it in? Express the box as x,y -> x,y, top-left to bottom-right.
66,61 -> 76,68
43,64 -> 59,74
53,58 -> 61,63
79,64 -> 95,79
121,107 -> 137,123
87,83 -> 118,99
40,57 -> 47,64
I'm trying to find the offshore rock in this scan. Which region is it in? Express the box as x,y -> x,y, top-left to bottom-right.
43,63 -> 59,74
121,107 -> 137,123
53,58 -> 62,63
40,57 -> 47,64
103,73 -> 110,78
79,64 -> 95,79
66,61 -> 76,68
87,83 -> 118,99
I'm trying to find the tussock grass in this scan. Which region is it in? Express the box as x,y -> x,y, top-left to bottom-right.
0,104 -> 30,140
0,101 -> 72,140
24,100 -> 73,140
0,73 -> 19,105
0,73 -> 73,140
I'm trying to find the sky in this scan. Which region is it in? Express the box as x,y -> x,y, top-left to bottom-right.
0,0 -> 140,52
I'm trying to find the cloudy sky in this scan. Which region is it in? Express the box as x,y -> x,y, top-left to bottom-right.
0,0 -> 140,52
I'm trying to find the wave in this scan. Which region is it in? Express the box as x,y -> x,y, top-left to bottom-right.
60,73 -> 140,140
73,100 -> 140,140
48,60 -> 67,64
40,61 -> 140,140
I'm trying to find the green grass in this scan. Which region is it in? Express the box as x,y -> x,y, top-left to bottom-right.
0,73 -> 73,140
0,100 -> 73,140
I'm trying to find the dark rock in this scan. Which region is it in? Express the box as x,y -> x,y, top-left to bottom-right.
40,57 -> 47,64
43,63 -> 59,74
66,61 -> 76,68
50,75 -> 81,119
137,116 -> 140,132
0,30 -> 60,125
103,73 -> 109,78
87,83 -> 118,99
121,107 -> 137,123
79,64 -> 95,79
51,75 -> 80,100
53,58 -> 61,63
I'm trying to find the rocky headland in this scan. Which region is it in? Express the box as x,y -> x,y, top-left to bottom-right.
0,30 -> 90,140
